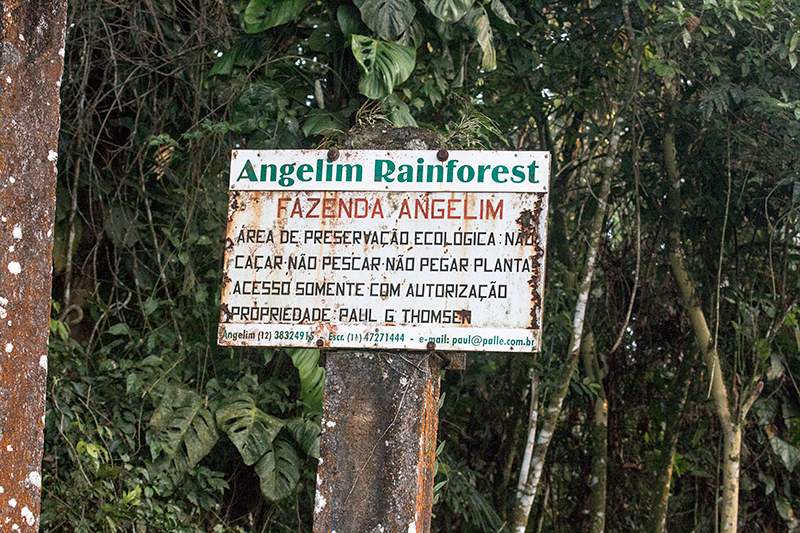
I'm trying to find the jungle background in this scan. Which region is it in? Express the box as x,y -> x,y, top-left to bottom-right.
45,0 -> 800,530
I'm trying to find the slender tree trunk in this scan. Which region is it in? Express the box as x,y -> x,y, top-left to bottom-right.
662,90 -> 761,533
649,351 -> 694,533
582,331 -> 607,533
511,8 -> 641,521
720,424 -> 742,532
510,124 -> 619,532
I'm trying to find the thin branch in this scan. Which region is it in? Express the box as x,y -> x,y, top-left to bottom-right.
713,122 -> 733,354
610,110 -> 642,354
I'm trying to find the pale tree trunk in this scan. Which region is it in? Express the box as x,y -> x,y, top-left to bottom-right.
649,351 -> 694,533
720,425 -> 743,532
662,89 -> 762,533
510,3 -> 643,524
582,331 -> 607,533
510,123 -> 619,532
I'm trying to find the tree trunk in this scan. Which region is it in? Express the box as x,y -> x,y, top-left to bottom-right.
313,125 -> 448,533
314,351 -> 442,533
0,1 -> 68,531
720,424 -> 742,533
510,123 -> 619,532
582,331 -> 607,533
649,351 -> 694,533
662,90 -> 758,533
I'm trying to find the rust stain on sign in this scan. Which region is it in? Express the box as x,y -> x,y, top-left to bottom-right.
1,0 -> 68,530
516,193 -> 547,331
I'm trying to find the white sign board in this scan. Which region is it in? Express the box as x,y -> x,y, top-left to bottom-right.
218,149 -> 549,352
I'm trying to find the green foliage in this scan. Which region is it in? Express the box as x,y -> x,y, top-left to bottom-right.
285,417 -> 321,459
224,0 -> 514,107
424,0 -> 474,23
254,435 -> 301,501
351,35 -> 417,99
434,453 -> 503,532
462,5 -> 496,71
46,0 -> 800,530
45,2 -> 329,525
243,0 -> 309,33
149,383 -> 219,472
216,392 -> 285,466
769,436 -> 800,472
290,349 -> 325,413
354,0 -> 417,40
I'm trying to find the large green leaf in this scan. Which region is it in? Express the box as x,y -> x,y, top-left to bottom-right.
307,23 -> 343,52
148,384 -> 218,470
182,408 -> 218,468
338,5 -> 371,39
351,34 -> 416,99
424,0 -> 474,23
490,0 -> 515,26
216,392 -> 284,465
463,5 -> 496,71
386,94 -> 418,127
243,0 -> 308,34
770,436 -> 800,472
290,348 -> 325,413
302,110 -> 347,138
286,417 -> 321,459
354,0 -> 416,41
209,47 -> 240,77
255,436 -> 301,501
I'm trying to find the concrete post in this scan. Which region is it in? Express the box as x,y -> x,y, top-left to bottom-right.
313,126 -> 449,533
0,0 -> 68,530
314,351 -> 442,533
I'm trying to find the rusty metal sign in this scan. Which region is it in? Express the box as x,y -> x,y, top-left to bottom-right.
218,149 -> 549,352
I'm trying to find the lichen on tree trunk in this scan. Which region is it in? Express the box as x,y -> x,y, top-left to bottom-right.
0,1 -> 69,530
